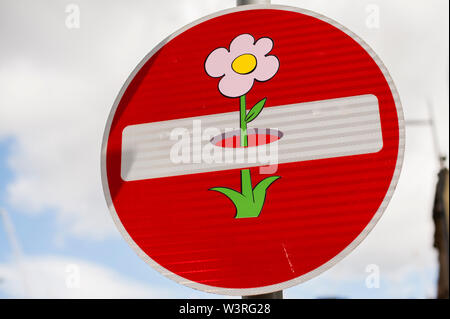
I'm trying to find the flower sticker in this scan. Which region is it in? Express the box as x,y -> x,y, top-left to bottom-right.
205,33 -> 279,98
205,34 -> 281,219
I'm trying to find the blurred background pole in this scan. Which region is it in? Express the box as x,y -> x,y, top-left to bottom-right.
432,166 -> 449,298
426,100 -> 449,299
236,0 -> 282,300
406,99 -> 449,298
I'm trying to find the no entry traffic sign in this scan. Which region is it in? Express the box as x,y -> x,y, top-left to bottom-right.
101,5 -> 404,295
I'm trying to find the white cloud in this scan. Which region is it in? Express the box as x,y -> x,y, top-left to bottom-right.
285,262 -> 437,299
0,255 -> 171,298
0,63 -> 117,239
0,0 -> 448,298
0,0 -> 233,240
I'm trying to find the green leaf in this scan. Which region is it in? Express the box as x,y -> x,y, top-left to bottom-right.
210,187 -> 249,218
210,187 -> 246,207
245,98 -> 267,123
210,175 -> 281,219
253,176 -> 281,210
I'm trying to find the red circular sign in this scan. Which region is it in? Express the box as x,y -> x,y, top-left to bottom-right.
101,5 -> 404,295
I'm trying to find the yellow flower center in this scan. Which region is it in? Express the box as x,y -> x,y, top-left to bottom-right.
231,54 -> 257,74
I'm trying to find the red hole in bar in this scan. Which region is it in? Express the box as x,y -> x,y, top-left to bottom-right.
216,133 -> 281,148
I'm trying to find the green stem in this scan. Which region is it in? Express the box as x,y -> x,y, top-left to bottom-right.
239,95 -> 248,147
239,95 -> 253,201
241,169 -> 253,200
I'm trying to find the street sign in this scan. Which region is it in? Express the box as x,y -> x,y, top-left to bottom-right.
101,5 -> 404,295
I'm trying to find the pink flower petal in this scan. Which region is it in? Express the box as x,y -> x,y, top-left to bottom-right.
229,34 -> 255,56
253,55 -> 279,82
205,34 -> 279,97
218,73 -> 254,98
205,47 -> 231,78
254,37 -> 274,56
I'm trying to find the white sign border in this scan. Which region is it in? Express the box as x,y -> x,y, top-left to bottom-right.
101,4 -> 405,296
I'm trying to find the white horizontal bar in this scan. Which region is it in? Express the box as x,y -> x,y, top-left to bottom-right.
121,94 -> 382,181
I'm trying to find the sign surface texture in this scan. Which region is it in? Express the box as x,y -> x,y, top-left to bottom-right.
101,5 -> 405,295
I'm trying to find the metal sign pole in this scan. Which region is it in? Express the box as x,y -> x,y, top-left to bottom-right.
235,0 -> 282,300
237,0 -> 271,4
243,290 -> 283,299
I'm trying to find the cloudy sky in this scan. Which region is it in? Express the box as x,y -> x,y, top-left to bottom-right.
0,0 -> 448,298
